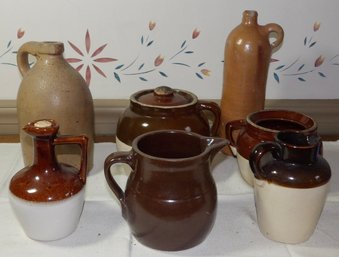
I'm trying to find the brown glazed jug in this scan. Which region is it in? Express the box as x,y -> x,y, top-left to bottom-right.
9,119 -> 88,241
225,109 -> 317,186
220,10 -> 284,153
116,86 -> 221,151
104,130 -> 228,251
249,131 -> 331,243
16,41 -> 94,172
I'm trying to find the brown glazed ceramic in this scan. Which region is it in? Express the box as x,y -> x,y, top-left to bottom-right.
9,119 -> 88,201
220,10 -> 284,154
249,131 -> 331,243
16,41 -> 94,172
115,86 -> 221,151
225,109 -> 317,186
104,130 -> 228,251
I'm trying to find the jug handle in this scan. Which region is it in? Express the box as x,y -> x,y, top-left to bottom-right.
104,152 -> 134,209
197,101 -> 221,136
225,119 -> 246,157
262,23 -> 284,50
17,41 -> 64,76
53,135 -> 88,184
249,142 -> 282,180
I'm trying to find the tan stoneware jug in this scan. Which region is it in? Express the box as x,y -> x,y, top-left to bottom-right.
9,119 -> 88,241
104,130 -> 228,251
249,131 -> 331,243
220,10 -> 284,154
16,41 -> 94,172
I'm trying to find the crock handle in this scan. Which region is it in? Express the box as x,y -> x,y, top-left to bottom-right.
249,142 -> 282,180
104,152 -> 134,213
53,135 -> 88,184
197,101 -> 221,136
225,119 -> 246,157
262,23 -> 284,50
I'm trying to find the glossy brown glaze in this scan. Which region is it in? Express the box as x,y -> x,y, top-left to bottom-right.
16,41 -> 94,172
104,130 -> 228,251
249,131 -> 331,188
220,10 -> 284,154
225,109 -> 317,159
9,119 -> 88,202
116,86 -> 221,147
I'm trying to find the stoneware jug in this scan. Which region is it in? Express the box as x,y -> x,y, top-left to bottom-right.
220,10 -> 284,154
225,109 -> 317,186
16,41 -> 94,172
249,131 -> 331,244
104,130 -> 228,251
9,119 -> 88,241
116,86 -> 221,151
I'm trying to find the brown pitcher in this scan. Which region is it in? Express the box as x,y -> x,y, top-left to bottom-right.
9,119 -> 88,241
249,131 -> 331,243
104,130 -> 228,251
220,10 -> 284,154
16,41 -> 94,172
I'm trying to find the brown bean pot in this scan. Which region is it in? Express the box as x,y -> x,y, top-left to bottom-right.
225,109 -> 317,186
105,130 -> 228,251
115,86 -> 221,151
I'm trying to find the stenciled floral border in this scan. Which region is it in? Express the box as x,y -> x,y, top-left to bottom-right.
272,22 -> 339,83
66,21 -> 210,85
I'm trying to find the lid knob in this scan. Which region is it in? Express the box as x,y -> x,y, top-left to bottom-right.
154,86 -> 174,97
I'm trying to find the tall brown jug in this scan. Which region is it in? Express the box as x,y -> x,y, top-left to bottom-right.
220,10 -> 284,154
16,41 -> 94,172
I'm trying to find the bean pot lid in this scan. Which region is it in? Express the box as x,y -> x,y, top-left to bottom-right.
131,86 -> 197,108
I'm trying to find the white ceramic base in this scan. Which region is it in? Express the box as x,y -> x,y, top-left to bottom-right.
115,136 -> 132,152
237,154 -> 254,187
253,179 -> 329,244
9,187 -> 85,241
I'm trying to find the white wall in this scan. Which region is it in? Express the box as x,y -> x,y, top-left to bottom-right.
0,0 -> 339,100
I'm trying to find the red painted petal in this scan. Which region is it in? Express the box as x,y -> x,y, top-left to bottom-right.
85,30 -> 91,54
75,64 -> 84,72
92,64 -> 107,78
85,65 -> 91,85
68,41 -> 84,56
91,44 -> 107,57
66,58 -> 83,63
93,57 -> 117,62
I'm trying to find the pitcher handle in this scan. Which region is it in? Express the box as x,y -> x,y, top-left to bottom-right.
104,152 -> 134,210
197,101 -> 221,136
53,135 -> 88,184
262,23 -> 284,50
249,142 -> 282,180
225,119 -> 246,157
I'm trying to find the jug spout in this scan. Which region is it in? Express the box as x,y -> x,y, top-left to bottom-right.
204,137 -> 229,162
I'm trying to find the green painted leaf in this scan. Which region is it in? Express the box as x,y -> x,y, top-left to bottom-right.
147,40 -> 154,47
298,77 -> 306,82
7,40 -> 12,48
114,72 -> 121,83
141,36 -> 144,45
304,37 -> 307,46
198,62 -> 205,67
139,77 -> 147,81
318,72 -> 326,77
181,40 -> 186,48
159,71 -> 168,77
185,51 -> 194,54
138,63 -> 145,70
115,64 -> 124,70
195,73 -> 203,79
309,41 -> 316,48
298,64 -> 305,71
172,62 -> 191,67
275,65 -> 285,70
273,72 -> 280,83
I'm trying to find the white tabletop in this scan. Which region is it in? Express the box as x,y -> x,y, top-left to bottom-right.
1,142 -> 339,257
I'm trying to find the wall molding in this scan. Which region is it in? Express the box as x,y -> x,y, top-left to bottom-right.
0,99 -> 338,136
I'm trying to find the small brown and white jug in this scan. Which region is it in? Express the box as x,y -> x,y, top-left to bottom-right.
249,131 -> 331,244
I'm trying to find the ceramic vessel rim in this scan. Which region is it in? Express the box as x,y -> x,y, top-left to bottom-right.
132,129 -> 210,162
130,88 -> 198,109
246,109 -> 317,133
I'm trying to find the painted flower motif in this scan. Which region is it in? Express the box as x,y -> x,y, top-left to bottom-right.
313,22 -> 321,32
192,28 -> 200,39
149,21 -> 156,31
66,30 -> 117,85
17,28 -> 25,39
314,55 -> 324,67
154,55 -> 164,66
201,69 -> 210,76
